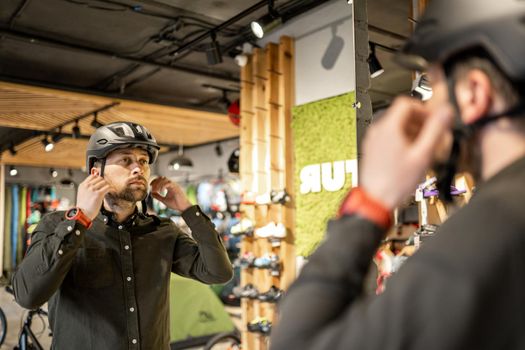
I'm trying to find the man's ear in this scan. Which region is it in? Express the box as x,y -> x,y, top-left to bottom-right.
91,167 -> 100,176
455,69 -> 492,125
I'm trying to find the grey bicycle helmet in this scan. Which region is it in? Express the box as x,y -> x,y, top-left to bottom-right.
398,0 -> 525,83
86,122 -> 160,173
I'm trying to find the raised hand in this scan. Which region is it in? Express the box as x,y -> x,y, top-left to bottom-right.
150,176 -> 192,212
360,97 -> 453,210
76,173 -> 114,220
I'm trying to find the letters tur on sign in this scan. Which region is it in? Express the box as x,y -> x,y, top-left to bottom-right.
299,160 -> 358,194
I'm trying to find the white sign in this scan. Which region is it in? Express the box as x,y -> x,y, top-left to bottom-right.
300,160 -> 358,194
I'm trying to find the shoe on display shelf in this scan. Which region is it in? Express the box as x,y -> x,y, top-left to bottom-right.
233,283 -> 260,299
253,253 -> 279,269
238,252 -> 256,268
247,317 -> 272,335
230,218 -> 254,237
257,286 -> 283,303
241,191 -> 255,205
270,189 -> 291,205
254,222 -> 287,239
270,261 -> 281,277
255,193 -> 271,205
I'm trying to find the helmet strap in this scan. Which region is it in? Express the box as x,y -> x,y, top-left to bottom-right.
435,72 -> 525,203
99,158 -> 107,178
468,102 -> 525,131
434,74 -> 465,203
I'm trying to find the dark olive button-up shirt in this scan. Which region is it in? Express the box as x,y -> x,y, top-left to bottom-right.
12,205 -> 233,350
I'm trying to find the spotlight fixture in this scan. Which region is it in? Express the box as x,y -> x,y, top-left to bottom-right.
234,53 -> 248,67
214,142 -> 223,157
50,168 -> 58,178
41,136 -> 54,152
251,0 -> 282,39
9,165 -> 18,176
51,127 -> 65,143
169,145 -> 193,171
368,43 -> 384,78
72,120 -> 81,139
206,32 -> 223,65
91,112 -> 104,129
8,142 -> 16,156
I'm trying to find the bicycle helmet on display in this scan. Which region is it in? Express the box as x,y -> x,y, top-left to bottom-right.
86,122 -> 160,174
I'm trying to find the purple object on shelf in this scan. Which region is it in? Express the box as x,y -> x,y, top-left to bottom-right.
423,186 -> 466,198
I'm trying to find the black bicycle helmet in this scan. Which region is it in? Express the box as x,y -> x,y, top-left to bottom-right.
398,0 -> 525,83
86,122 -> 160,173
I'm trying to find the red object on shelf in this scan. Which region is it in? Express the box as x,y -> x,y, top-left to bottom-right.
228,99 -> 240,126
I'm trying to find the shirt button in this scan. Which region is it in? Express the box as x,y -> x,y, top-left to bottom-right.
124,245 -> 130,250
75,230 -> 81,236
118,225 -> 123,230
103,217 -> 108,223
132,339 -> 137,344
130,307 -> 135,312
67,226 -> 73,232
196,212 -> 200,216
58,249 -> 63,255
127,277 -> 132,282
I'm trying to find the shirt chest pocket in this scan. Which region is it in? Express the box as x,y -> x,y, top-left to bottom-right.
73,248 -> 115,289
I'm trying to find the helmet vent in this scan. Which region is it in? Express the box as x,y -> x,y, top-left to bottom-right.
97,139 -> 108,145
113,127 -> 126,137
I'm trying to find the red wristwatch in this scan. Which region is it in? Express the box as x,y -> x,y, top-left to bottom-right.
65,207 -> 93,229
338,187 -> 392,229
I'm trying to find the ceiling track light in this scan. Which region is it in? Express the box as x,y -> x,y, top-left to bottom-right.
169,144 -> 194,171
9,165 -> 18,176
215,142 -> 223,157
72,119 -> 81,139
251,0 -> 282,39
206,31 -> 223,65
41,135 -> 54,152
51,127 -> 65,143
91,112 -> 104,129
368,43 -> 384,79
50,167 -> 58,178
8,142 -> 17,156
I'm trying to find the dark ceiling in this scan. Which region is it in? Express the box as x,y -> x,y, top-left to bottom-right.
0,0 -> 412,158
0,0 -> 327,109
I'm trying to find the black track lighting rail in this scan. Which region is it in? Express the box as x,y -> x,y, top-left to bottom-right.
166,0 -> 268,57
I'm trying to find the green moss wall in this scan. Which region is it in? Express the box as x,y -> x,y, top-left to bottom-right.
292,92 -> 357,256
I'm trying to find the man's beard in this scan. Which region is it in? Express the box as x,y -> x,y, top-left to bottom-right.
106,186 -> 148,207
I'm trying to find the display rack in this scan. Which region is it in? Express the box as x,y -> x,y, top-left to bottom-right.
239,36 -> 295,350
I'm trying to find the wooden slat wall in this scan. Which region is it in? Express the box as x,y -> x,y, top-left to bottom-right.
239,36 -> 295,350
0,82 -> 239,169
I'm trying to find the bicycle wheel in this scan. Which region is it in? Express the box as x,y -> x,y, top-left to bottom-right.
0,307 -> 7,346
203,331 -> 242,350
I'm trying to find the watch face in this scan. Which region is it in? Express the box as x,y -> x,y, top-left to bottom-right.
68,208 -> 78,218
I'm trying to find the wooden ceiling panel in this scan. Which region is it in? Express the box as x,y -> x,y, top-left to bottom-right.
0,81 -> 239,168
1,137 -> 89,169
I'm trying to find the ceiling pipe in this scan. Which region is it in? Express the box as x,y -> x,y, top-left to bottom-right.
0,29 -> 238,83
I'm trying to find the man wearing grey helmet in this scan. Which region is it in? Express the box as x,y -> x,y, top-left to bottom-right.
12,122 -> 233,349
272,0 -> 525,349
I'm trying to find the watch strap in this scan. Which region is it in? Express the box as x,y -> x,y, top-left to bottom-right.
338,187 -> 392,229
65,207 -> 93,229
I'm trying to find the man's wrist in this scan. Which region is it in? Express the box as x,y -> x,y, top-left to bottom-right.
338,187 -> 392,229
65,207 -> 93,229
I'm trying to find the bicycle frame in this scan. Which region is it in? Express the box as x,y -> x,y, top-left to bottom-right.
17,309 -> 44,350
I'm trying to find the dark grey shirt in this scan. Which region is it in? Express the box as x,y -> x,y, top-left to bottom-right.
271,156 -> 525,350
12,205 -> 233,350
